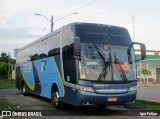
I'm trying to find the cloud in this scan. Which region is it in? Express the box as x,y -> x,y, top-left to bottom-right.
0,0 -> 160,58
0,27 -> 40,39
0,0 -> 39,18
0,26 -> 41,57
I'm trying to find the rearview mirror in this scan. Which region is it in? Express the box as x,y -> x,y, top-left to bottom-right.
73,37 -> 80,56
128,42 -> 146,63
140,43 -> 146,60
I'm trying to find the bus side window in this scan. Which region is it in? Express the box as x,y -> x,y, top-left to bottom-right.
63,44 -> 76,84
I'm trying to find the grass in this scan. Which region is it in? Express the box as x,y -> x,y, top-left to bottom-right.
0,79 -> 16,89
131,100 -> 160,110
0,98 -> 20,110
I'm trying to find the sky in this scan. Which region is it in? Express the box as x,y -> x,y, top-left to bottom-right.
0,0 -> 160,58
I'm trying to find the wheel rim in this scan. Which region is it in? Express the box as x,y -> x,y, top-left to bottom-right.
54,91 -> 60,106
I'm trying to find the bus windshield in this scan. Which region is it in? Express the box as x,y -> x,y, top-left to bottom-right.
79,43 -> 136,82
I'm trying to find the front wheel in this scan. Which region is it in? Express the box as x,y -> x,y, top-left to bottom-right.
51,87 -> 65,109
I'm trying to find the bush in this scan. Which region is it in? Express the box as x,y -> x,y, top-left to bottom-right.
0,61 -> 8,79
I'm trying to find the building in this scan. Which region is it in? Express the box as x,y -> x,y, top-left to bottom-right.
136,50 -> 160,83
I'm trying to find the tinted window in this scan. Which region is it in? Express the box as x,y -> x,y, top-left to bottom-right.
75,24 -> 132,45
63,44 -> 76,84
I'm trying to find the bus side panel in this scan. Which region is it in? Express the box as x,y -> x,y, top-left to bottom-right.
31,61 -> 42,95
16,65 -> 23,90
60,85 -> 78,105
53,55 -> 65,98
17,62 -> 41,95
16,56 -> 65,99
33,56 -> 65,99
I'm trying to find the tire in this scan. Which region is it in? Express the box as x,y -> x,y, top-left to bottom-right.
51,86 -> 65,109
22,84 -> 28,96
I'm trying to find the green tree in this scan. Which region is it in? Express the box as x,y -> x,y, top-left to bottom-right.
0,52 -> 9,60
138,68 -> 151,85
141,68 -> 151,77
0,52 -> 11,79
0,52 -> 16,79
0,61 -> 8,79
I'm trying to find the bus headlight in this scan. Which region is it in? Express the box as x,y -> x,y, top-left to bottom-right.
128,86 -> 137,92
78,85 -> 95,93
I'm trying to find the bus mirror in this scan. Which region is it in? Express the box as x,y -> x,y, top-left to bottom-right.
74,37 -> 80,56
128,42 -> 146,63
140,43 -> 146,60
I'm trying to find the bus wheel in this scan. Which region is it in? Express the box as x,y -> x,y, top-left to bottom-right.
51,87 -> 64,109
22,84 -> 28,96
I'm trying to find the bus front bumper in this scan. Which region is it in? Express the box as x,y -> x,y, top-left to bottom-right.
75,90 -> 136,106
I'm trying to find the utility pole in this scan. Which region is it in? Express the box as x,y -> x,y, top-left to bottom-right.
51,15 -> 53,32
8,53 -> 11,80
35,13 -> 53,33
35,12 -> 77,33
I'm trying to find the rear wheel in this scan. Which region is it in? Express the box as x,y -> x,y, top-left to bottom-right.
22,84 -> 28,96
51,86 -> 65,109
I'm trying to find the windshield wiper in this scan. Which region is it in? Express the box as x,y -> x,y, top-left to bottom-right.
114,52 -> 127,81
95,44 -> 111,81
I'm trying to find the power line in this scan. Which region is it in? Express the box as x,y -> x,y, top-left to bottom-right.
54,0 -> 98,20
38,0 -> 98,35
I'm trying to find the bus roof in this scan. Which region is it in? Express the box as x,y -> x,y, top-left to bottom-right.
18,22 -> 127,52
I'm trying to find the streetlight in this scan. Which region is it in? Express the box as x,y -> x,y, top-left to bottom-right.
34,12 -> 78,32
53,12 -> 78,22
35,13 -> 53,32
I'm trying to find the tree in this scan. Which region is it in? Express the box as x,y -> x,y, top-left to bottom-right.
141,68 -> 151,77
0,52 -> 9,60
0,61 -> 8,79
138,68 -> 151,85
0,52 -> 13,79
0,52 -> 16,79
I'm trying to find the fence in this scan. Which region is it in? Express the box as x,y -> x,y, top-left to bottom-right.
136,58 -> 160,102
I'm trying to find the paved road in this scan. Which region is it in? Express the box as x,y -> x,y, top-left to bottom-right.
137,83 -> 160,102
0,89 -> 159,119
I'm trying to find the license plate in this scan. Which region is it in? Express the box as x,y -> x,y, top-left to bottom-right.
107,97 -> 118,102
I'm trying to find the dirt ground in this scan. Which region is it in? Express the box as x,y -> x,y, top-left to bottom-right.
0,89 -> 159,119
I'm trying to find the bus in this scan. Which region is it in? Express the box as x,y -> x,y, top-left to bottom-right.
16,22 -> 146,109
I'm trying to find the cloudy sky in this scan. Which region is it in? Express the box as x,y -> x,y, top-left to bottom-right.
0,0 -> 160,58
